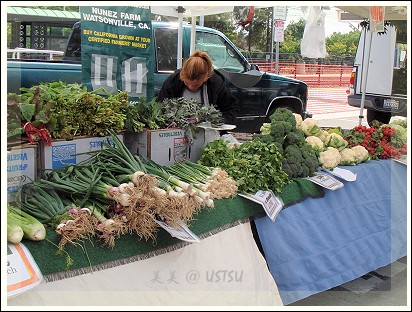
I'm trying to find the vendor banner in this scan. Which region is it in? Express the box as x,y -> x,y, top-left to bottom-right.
80,6 -> 153,101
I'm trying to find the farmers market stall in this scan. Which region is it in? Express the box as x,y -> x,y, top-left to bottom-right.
253,159 -> 407,305
7,158 -> 406,307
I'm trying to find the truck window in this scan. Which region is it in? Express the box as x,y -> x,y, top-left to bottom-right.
154,27 -> 178,72
195,32 -> 244,73
393,29 -> 407,95
63,23 -> 81,61
393,43 -> 407,95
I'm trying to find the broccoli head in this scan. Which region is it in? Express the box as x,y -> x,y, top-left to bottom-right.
269,107 -> 297,133
300,142 -> 318,160
299,142 -> 320,177
284,130 -> 306,147
302,157 -> 319,177
282,157 -> 303,178
273,141 -> 283,155
283,144 -> 303,162
253,133 -> 274,143
270,121 -> 286,144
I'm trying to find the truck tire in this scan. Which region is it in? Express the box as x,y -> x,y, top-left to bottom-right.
366,110 -> 391,126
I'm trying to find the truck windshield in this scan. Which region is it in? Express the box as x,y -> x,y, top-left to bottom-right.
195,32 -> 245,73
154,27 -> 246,73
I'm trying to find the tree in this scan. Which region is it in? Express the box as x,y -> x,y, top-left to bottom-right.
277,18 -> 306,59
326,30 -> 360,56
203,12 -> 238,44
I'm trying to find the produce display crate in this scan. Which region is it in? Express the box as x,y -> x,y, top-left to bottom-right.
125,127 -> 219,166
39,133 -> 124,176
7,142 -> 38,202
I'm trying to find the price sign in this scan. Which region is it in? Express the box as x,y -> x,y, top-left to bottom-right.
7,243 -> 43,298
154,218 -> 201,243
305,172 -> 344,190
239,190 -> 284,222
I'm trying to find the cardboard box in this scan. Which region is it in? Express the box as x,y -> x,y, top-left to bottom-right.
125,128 -> 219,166
40,134 -> 124,173
7,143 -> 38,202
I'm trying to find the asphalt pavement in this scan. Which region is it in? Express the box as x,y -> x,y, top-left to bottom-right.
307,87 -> 407,129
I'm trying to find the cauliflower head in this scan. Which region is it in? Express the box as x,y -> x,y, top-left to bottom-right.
300,118 -> 322,137
351,145 -> 370,164
319,147 -> 341,170
293,113 -> 303,129
260,122 -> 271,135
317,130 -> 329,142
339,148 -> 357,166
305,135 -> 324,152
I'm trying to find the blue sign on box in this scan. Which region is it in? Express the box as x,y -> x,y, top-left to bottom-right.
42,134 -> 123,172
51,143 -> 77,169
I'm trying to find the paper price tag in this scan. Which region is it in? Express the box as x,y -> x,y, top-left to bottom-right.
322,167 -> 357,181
305,172 -> 344,190
155,218 -> 201,243
239,190 -> 284,222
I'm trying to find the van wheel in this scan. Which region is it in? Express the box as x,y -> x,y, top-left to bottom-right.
366,110 -> 391,126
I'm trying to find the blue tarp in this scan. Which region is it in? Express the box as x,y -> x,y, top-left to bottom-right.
254,159 -> 407,305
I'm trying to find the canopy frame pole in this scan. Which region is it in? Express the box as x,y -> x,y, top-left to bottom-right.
177,6 -> 185,69
190,16 -> 197,55
359,27 -> 373,126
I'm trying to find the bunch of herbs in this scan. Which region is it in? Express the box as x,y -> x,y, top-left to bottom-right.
199,139 -> 290,195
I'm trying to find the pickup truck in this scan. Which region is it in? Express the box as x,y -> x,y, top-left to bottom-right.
7,21 -> 311,133
348,21 -> 407,125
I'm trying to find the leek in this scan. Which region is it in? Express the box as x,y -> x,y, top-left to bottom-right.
7,220 -> 24,244
7,204 -> 46,241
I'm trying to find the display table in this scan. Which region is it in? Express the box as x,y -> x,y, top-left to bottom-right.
8,222 -> 283,306
253,159 -> 407,305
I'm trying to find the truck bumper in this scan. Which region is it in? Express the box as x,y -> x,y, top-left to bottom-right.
348,94 -> 407,116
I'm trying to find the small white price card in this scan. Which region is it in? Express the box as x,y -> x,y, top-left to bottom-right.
322,167 -> 357,181
7,242 -> 43,298
155,218 -> 201,243
305,172 -> 344,190
239,190 -> 284,222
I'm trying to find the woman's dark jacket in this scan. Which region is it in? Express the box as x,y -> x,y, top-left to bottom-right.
157,69 -> 239,124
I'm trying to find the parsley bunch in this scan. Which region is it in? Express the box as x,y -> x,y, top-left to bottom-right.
199,139 -> 290,195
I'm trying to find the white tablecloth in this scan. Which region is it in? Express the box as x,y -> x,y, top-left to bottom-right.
7,222 -> 283,307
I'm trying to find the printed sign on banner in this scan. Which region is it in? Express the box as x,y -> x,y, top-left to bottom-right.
80,6 -> 153,101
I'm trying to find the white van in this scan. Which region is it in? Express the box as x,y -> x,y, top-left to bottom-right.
348,21 -> 407,125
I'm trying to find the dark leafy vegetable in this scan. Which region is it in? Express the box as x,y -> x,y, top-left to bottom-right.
161,97 -> 225,142
8,82 -> 128,140
199,139 -> 290,195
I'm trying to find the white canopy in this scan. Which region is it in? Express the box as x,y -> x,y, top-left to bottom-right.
151,6 -> 234,18
335,5 -> 408,20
